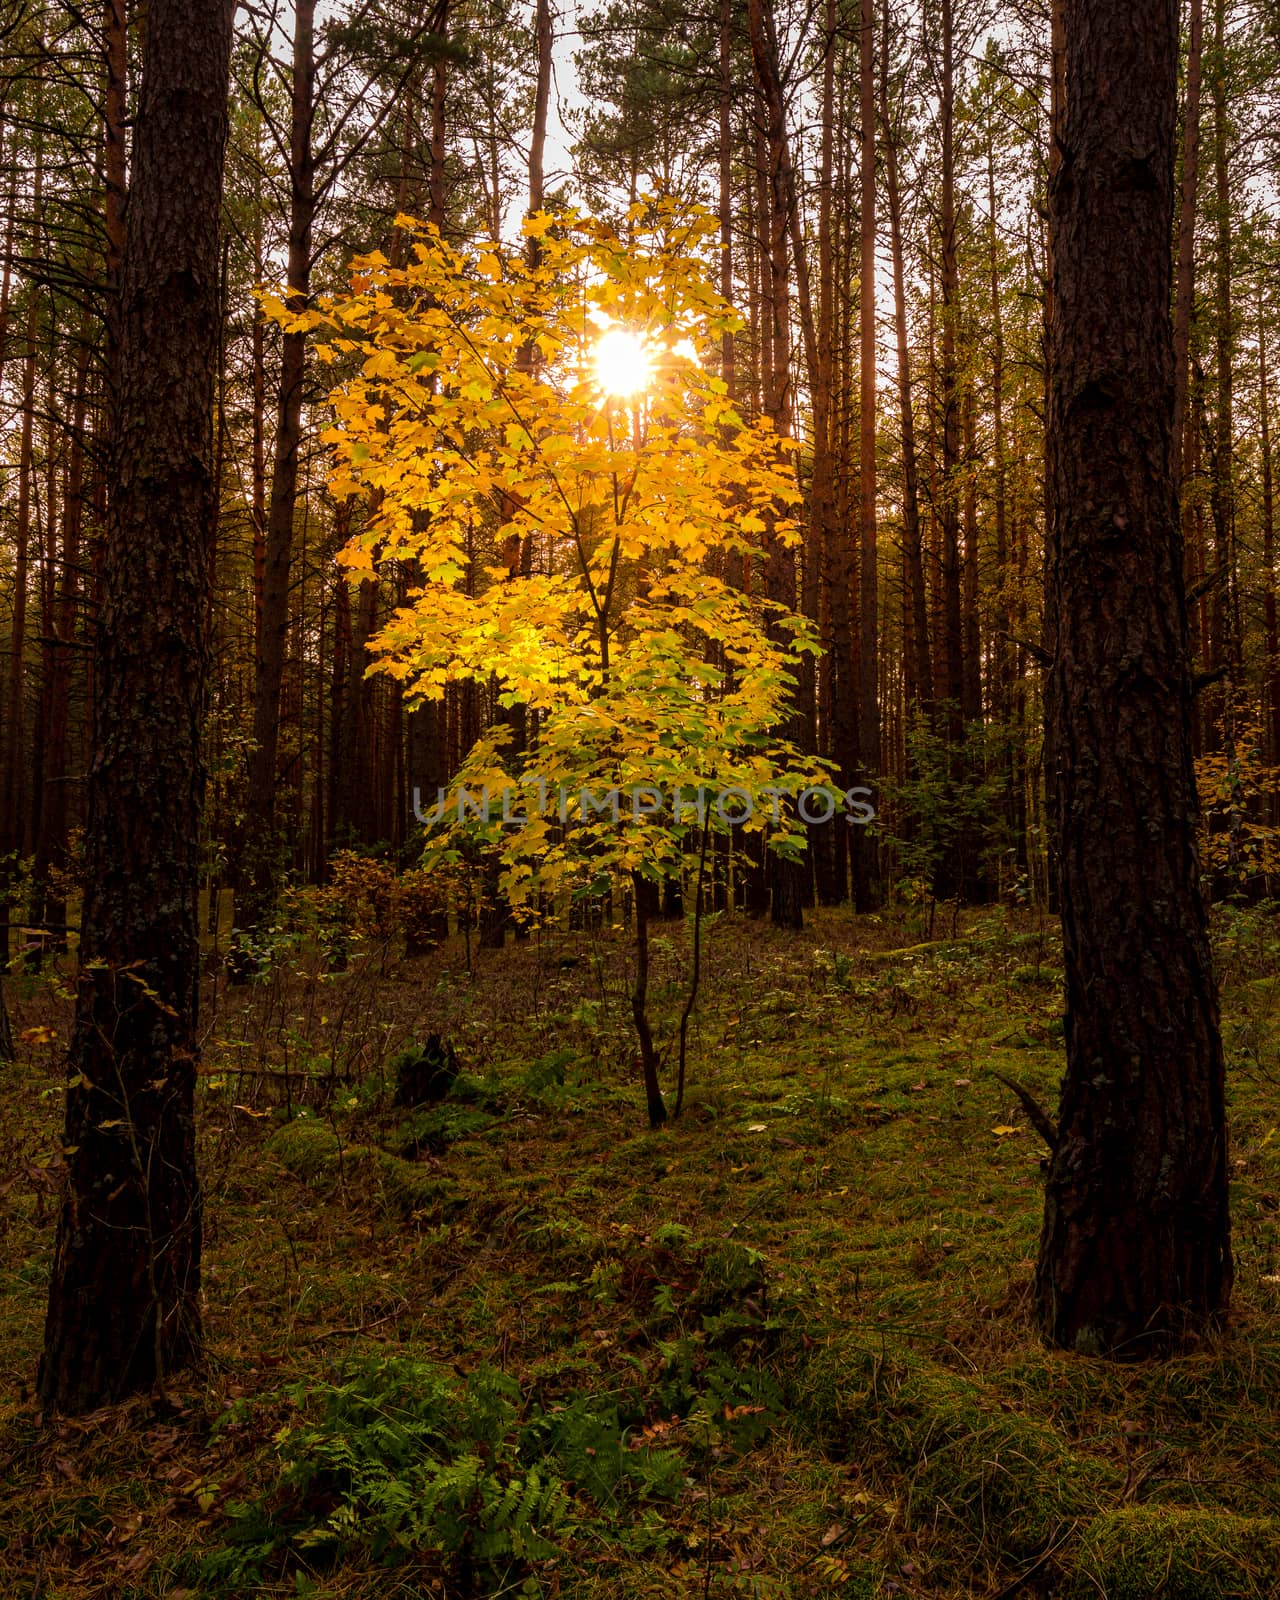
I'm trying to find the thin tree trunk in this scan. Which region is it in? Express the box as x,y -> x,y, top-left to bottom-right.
30,323 -> 91,957
1208,0 -> 1237,698
718,0 -> 736,400
882,1 -> 930,711
857,0 -> 878,734
529,0 -> 552,217
938,0 -> 963,731
987,122 -> 1010,719
2,148 -> 41,968
631,872 -> 667,1127
0,124 -> 18,393
250,200 -> 266,635
103,0 -> 128,377
1260,293 -> 1279,805
748,0 -> 805,929
238,0 -> 316,963
961,368 -> 982,723
855,0 -> 880,907
1171,0 -> 1203,488
815,0 -> 850,905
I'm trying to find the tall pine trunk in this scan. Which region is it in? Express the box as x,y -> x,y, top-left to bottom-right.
937,0 -> 963,733
39,0 -> 234,1412
1171,0 -> 1202,489
237,0 -> 316,965
854,0 -> 880,909
1036,0 -> 1231,1357
881,3 -> 930,713
748,0 -> 806,929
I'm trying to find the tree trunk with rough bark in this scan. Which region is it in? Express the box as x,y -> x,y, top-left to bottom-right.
882,3 -> 930,713
855,0 -> 880,910
1171,0 -> 1202,489
236,0 -> 316,970
39,0 -> 233,1412
748,0 -> 806,930
937,0 -> 963,732
1036,0 -> 1232,1357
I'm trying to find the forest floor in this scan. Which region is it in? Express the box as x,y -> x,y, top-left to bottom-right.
2,901 -> 1280,1599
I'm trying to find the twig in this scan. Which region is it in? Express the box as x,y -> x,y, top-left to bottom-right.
304,1305 -> 408,1343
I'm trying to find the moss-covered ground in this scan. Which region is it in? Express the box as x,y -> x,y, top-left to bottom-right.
2,901 -> 1280,1598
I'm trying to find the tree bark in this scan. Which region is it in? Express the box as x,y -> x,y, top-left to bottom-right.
39,0 -> 234,1412
2,124 -> 42,969
855,0 -> 880,909
718,0 -> 736,402
881,3 -> 930,713
1207,0 -> 1238,713
237,0 -> 316,964
29,322 -> 91,958
961,366 -> 982,723
937,0 -> 964,732
529,0 -> 552,220
748,0 -> 806,929
812,0 -> 847,906
103,0 -> 128,378
1170,0 -> 1202,489
857,0 -> 878,766
986,122 -> 1010,722
1260,292 -> 1279,802
1036,0 -> 1231,1356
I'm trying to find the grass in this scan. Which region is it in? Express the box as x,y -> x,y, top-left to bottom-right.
2,899 -> 1280,1597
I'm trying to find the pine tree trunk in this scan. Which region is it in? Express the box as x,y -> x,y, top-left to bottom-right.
855,0 -> 880,910
882,5 -> 930,713
1171,0 -> 1202,489
748,0 -> 806,930
39,0 -> 233,1412
1207,0 -> 1237,719
961,369 -> 982,726
814,0 -> 850,906
103,0 -> 128,378
29,326 -> 90,958
528,0 -> 552,216
2,169 -> 40,969
986,127 -> 1010,722
237,0 -> 315,964
1259,296 -> 1279,811
1036,0 -> 1231,1356
937,0 -> 963,732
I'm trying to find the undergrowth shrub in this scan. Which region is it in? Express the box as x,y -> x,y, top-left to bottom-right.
198,1354 -> 695,1595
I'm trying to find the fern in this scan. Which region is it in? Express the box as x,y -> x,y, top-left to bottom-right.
199,1352 -> 719,1592
200,1358 -> 565,1591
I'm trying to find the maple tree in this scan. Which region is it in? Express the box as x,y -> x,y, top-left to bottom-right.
278,201 -> 832,1120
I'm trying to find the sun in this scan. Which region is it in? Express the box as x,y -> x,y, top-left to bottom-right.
592,328 -> 653,398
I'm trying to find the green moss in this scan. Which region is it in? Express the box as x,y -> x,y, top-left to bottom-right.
374,1151 -> 466,1218
265,1118 -> 362,1180
792,1334 -> 1118,1560
1066,1509 -> 1280,1599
